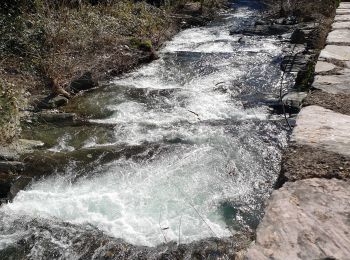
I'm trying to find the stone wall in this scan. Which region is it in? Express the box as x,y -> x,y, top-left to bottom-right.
245,2 -> 350,259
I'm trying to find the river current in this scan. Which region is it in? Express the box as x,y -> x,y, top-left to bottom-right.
0,1 -> 292,258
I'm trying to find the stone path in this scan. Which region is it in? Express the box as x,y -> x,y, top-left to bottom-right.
246,3 -> 350,259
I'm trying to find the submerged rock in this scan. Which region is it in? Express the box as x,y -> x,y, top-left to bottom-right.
230,24 -> 294,36
246,178 -> 350,259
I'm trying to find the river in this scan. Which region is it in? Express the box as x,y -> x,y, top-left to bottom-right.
0,1 -> 293,258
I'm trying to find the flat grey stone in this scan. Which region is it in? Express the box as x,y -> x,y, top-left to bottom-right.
335,14 -> 350,22
319,45 -> 350,61
339,2 -> 350,9
18,139 -> 44,150
332,21 -> 350,29
315,83 -> 350,94
246,178 -> 350,260
336,9 -> 350,15
327,30 -> 350,45
291,105 -> 350,156
313,73 -> 350,94
315,61 -> 337,73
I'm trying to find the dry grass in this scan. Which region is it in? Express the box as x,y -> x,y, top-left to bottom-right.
1,1 -> 175,91
0,0 -> 225,144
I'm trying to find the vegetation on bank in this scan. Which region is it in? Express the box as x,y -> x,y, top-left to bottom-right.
0,80 -> 20,144
0,0 -> 225,144
263,0 -> 339,20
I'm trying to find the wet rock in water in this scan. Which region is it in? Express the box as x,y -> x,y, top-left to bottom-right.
246,178 -> 350,259
230,24 -> 294,36
21,143 -> 163,177
0,173 -> 14,202
36,95 -> 69,109
282,92 -> 307,113
290,29 -> 306,44
9,176 -> 32,200
0,216 -> 251,260
70,72 -> 98,94
280,53 -> 310,73
0,161 -> 25,173
18,139 -> 44,150
38,112 -> 76,124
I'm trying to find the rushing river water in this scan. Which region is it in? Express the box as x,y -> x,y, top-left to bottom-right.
1,1 -> 293,258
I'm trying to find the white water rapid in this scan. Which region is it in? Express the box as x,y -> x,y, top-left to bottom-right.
0,1 -> 291,258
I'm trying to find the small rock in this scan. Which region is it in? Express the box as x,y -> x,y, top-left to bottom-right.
36,95 -> 69,109
49,95 -> 69,108
282,92 -> 308,111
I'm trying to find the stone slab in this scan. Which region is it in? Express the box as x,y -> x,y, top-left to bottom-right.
336,9 -> 350,15
313,73 -> 350,94
335,14 -> 350,22
332,21 -> 350,29
319,45 -> 350,61
327,29 -> 350,45
339,2 -> 350,9
315,61 -> 336,73
246,178 -> 350,260
291,106 -> 350,156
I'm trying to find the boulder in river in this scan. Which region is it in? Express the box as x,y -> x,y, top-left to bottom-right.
36,95 -> 69,109
70,72 -> 98,94
290,29 -> 307,44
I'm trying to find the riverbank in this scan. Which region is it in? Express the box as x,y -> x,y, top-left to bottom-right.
246,1 -> 350,259
0,0 -> 227,202
0,0 -> 226,142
